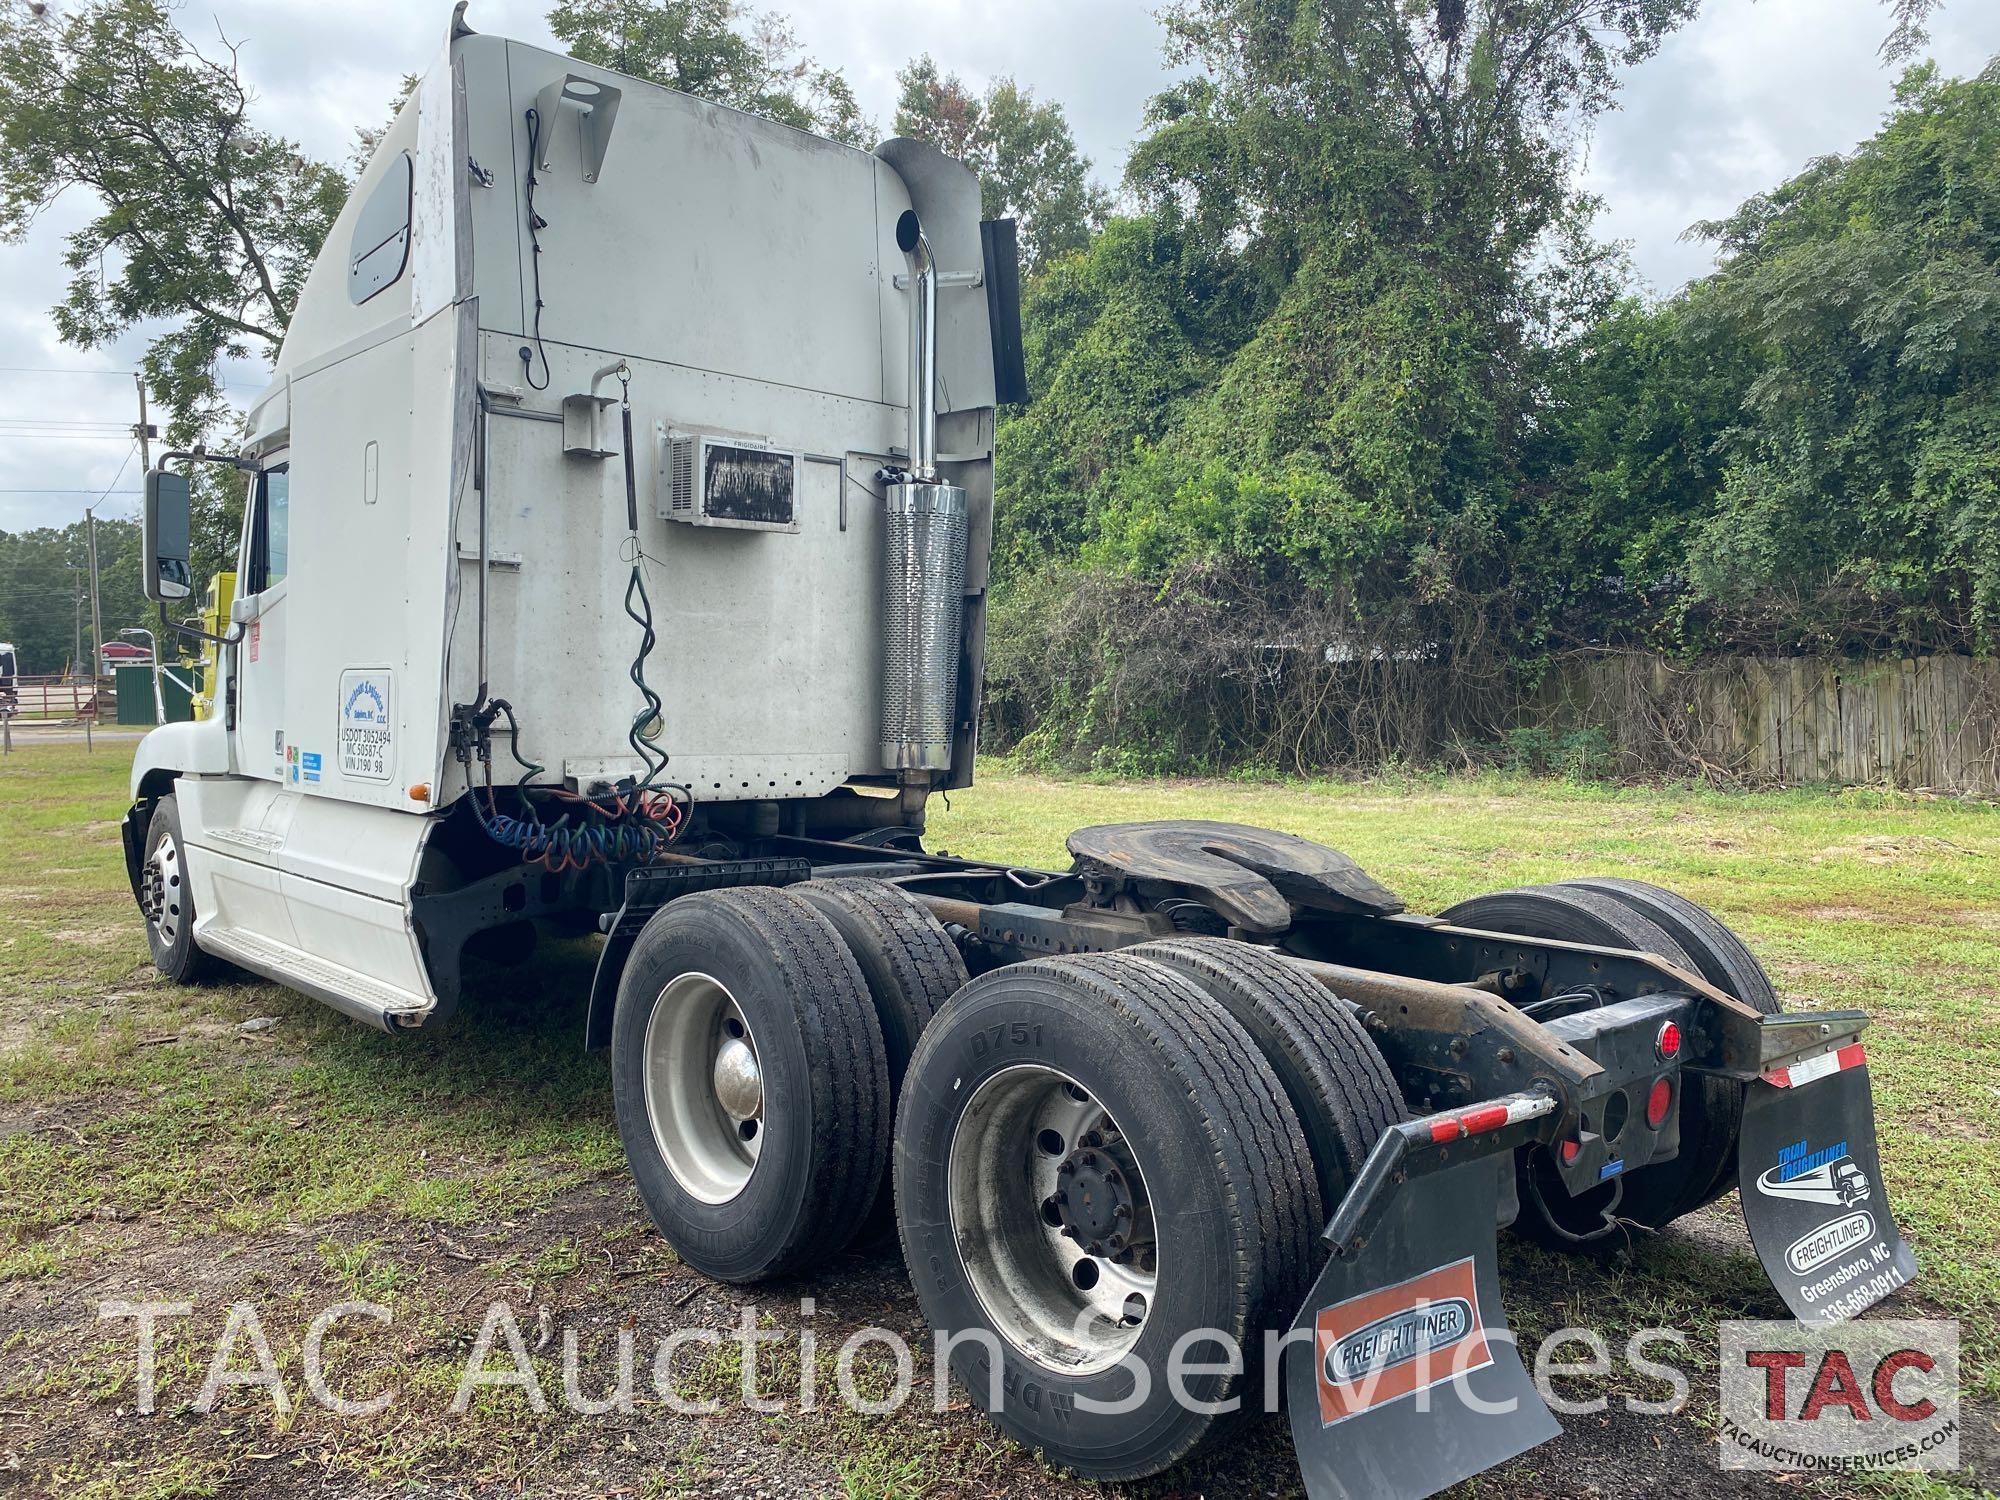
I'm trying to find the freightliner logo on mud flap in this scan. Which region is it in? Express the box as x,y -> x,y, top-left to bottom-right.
1313,1257 -> 1492,1426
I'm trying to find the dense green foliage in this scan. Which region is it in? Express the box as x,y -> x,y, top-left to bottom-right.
970,2 -> 2000,770
1528,61 -> 2000,655
0,0 -> 347,443
0,518 -> 147,677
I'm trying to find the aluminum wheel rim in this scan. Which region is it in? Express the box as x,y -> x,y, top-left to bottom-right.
141,837 -> 185,948
947,1064 -> 1158,1376
642,973 -> 764,1205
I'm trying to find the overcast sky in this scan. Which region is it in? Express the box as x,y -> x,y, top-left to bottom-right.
2,0 -> 1996,533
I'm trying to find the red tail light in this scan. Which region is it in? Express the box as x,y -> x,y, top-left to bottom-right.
1560,1139 -> 1581,1164
1656,1020 -> 1682,1060
1646,1076 -> 1674,1129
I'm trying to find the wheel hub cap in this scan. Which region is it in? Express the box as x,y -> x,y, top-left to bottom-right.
1056,1146 -> 1135,1256
641,974 -> 764,1205
946,1066 -> 1159,1376
142,840 -> 183,943
713,1037 -> 763,1122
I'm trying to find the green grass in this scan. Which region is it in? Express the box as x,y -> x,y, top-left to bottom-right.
0,739 -> 1994,1495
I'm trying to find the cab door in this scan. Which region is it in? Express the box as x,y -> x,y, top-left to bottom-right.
232,464 -> 292,783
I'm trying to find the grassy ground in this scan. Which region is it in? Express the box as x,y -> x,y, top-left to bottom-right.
0,739 -> 1994,1498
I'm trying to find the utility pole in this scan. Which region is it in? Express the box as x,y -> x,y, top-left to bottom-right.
85,505 -> 105,684
134,373 -> 153,470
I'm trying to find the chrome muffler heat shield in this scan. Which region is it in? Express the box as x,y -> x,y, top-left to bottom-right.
879,478 -> 967,771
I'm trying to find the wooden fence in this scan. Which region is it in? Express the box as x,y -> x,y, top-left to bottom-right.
1540,653 -> 2000,795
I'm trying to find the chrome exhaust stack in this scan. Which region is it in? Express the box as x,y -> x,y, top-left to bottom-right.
900,210 -> 941,482
880,210 -> 968,773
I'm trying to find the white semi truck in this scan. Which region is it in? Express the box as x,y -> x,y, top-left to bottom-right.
124,11 -> 1916,1497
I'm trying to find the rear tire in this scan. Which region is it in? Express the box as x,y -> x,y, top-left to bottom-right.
896,952 -> 1318,1481
792,878 -> 968,1241
1554,878 -> 1780,1211
1438,883 -> 1745,1231
611,887 -> 890,1283
1129,936 -> 1408,1223
141,796 -> 215,985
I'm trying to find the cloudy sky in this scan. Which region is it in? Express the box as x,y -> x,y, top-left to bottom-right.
3,0 -> 1996,533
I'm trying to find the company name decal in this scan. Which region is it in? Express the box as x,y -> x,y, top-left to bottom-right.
1324,1298 -> 1473,1384
1755,1137 -> 1871,1209
1313,1256 -> 1492,1425
1787,1211 -> 1876,1276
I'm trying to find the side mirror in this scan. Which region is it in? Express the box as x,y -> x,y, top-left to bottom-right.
143,468 -> 193,602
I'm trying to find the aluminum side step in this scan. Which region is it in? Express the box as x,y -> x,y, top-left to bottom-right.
196,926 -> 430,1033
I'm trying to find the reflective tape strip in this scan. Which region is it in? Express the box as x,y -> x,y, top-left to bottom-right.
1764,1041 -> 1866,1089
1426,1092 -> 1558,1143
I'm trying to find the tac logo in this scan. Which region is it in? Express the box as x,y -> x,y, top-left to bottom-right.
1719,1319 -> 1958,1473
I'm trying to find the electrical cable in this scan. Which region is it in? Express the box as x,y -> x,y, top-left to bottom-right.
453,370 -> 690,872
458,697 -> 682,872
613,368 -> 690,814
519,109 -> 553,392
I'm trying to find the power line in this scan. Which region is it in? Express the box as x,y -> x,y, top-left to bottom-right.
87,445 -> 138,509
0,365 -> 261,390
0,365 -> 136,375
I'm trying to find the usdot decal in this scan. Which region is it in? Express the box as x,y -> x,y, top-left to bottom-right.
1313,1256 -> 1492,1426
338,669 -> 393,782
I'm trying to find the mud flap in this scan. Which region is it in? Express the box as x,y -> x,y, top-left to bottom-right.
1737,1056 -> 1917,1324
1286,1155 -> 1560,1500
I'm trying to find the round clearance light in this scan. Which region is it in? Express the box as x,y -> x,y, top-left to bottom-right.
1646,1077 -> 1674,1130
1656,1020 -> 1683,1060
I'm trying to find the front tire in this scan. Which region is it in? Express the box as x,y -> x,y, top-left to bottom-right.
140,796 -> 214,984
897,952 -> 1319,1481
611,887 -> 891,1283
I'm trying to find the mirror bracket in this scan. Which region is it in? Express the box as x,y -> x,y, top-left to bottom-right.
159,601 -> 239,650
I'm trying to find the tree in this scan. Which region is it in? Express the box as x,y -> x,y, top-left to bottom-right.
0,0 -> 348,447
1672,60 -> 2000,649
893,56 -> 1111,276
0,517 -> 147,677
1002,0 -> 1700,605
351,73 -> 419,175
549,0 -> 869,147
